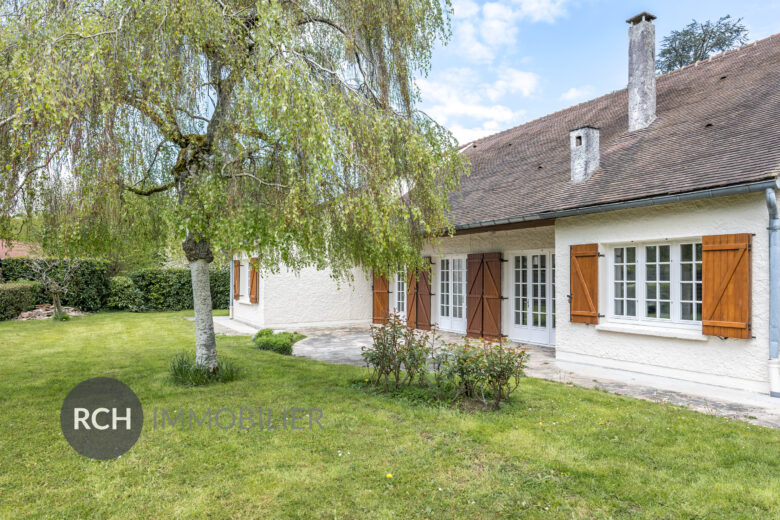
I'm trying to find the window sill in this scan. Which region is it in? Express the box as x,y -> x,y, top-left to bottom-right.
595,322 -> 707,342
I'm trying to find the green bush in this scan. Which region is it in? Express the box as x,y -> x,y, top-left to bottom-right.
0,258 -> 110,311
107,276 -> 146,312
0,281 -> 41,320
253,331 -> 306,355
169,352 -> 239,386
128,268 -> 229,311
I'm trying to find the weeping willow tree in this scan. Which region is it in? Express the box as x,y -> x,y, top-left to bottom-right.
1,0 -> 465,371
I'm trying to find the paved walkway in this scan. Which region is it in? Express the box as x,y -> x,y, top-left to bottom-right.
214,316 -> 780,428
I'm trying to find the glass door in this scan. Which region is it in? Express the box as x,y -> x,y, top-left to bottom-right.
510,251 -> 555,346
438,257 -> 466,333
393,268 -> 406,320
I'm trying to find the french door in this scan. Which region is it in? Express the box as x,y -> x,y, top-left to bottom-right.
393,268 -> 407,320
438,257 -> 466,333
510,251 -> 556,346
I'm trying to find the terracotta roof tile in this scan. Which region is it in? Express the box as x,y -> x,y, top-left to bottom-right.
451,34 -> 780,227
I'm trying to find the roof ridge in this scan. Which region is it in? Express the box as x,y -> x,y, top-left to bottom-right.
460,31 -> 780,149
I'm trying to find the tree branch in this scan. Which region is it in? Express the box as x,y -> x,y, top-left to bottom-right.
123,180 -> 176,196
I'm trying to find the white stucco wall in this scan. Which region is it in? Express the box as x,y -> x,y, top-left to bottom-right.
261,266 -> 373,328
555,192 -> 770,393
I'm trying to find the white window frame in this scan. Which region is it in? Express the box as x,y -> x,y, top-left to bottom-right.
393,267 -> 407,319
238,260 -> 250,303
437,255 -> 467,333
606,239 -> 702,330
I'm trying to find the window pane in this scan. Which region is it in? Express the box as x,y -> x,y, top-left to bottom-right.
646,246 -> 656,262
682,264 -> 693,281
615,266 -> 624,281
615,248 -> 624,263
660,245 -> 670,262
681,244 -> 692,261
615,300 -> 624,315
647,301 -> 657,317
647,265 -> 656,281
626,247 -> 636,263
696,303 -> 702,321
615,283 -> 624,298
660,283 -> 670,300
627,282 -> 636,299
660,302 -> 670,319
626,265 -> 636,281
695,243 -> 702,258
660,264 -> 670,281
682,303 -> 693,321
627,300 -> 636,316
682,283 -> 692,301
647,282 -> 657,297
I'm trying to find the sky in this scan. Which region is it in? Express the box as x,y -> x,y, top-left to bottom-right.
418,0 -> 780,144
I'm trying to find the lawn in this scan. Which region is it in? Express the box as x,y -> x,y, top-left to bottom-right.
1,312 -> 779,519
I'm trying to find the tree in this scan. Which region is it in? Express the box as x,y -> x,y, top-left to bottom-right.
1,1 -> 465,372
657,15 -> 749,73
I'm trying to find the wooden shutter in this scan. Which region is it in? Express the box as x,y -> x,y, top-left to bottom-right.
482,252 -> 502,340
407,270 -> 418,329
233,260 -> 240,300
570,244 -> 599,324
702,234 -> 752,338
466,253 -> 484,338
415,257 -> 433,330
372,273 -> 390,324
248,257 -> 259,304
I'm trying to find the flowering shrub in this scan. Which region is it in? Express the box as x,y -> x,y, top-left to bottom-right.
362,316 -> 528,409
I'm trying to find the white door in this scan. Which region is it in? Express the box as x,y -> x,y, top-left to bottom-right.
438,257 -> 466,333
392,268 -> 407,320
510,252 -> 556,346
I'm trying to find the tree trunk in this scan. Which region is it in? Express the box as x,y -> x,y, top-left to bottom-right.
183,236 -> 218,372
52,291 -> 63,316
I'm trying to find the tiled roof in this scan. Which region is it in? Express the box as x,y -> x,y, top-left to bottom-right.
451,34 -> 780,228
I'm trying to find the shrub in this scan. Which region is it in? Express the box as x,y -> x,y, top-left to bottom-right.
253,330 -> 306,355
0,281 -> 40,320
0,258 -> 110,311
107,276 -> 146,312
169,352 -> 239,386
361,316 -> 528,409
361,314 -> 435,391
128,268 -> 229,311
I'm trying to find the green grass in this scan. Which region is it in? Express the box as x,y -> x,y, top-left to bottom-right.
1,311 -> 779,519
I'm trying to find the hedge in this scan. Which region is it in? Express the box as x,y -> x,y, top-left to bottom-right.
127,268 -> 229,311
0,281 -> 41,320
0,258 -> 110,312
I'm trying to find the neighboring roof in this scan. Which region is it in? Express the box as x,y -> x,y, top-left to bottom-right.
0,241 -> 37,259
451,33 -> 780,229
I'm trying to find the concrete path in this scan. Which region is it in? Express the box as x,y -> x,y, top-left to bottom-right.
213,316 -> 780,428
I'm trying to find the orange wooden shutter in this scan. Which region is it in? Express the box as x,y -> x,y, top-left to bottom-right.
407,270 -> 418,329
233,260 -> 240,300
702,234 -> 752,338
466,253 -> 484,338
372,273 -> 390,324
482,252 -> 503,340
570,244 -> 599,324
249,257 -> 259,304
416,257 -> 433,330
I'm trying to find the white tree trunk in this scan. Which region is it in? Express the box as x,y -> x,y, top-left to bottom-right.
190,258 -> 217,371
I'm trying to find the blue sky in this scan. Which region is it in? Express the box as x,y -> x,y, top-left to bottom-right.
418,0 -> 780,144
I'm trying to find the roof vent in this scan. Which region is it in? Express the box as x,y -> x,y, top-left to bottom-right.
570,126 -> 599,183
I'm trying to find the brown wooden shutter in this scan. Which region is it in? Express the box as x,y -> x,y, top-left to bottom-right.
570,244 -> 599,324
233,260 -> 240,300
482,252 -> 502,340
249,257 -> 259,304
466,253 -> 484,338
415,257 -> 433,330
407,270 -> 418,329
372,273 -> 390,324
702,234 -> 752,338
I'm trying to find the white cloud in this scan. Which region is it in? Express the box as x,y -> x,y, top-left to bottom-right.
484,68 -> 539,101
511,0 -> 569,23
559,85 -> 596,103
453,21 -> 495,63
453,0 -> 480,19
480,3 -> 519,47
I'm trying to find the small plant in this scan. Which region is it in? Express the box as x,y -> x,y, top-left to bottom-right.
253,330 -> 306,355
169,352 -> 239,386
52,309 -> 71,321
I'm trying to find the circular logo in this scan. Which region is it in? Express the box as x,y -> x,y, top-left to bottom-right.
60,377 -> 143,460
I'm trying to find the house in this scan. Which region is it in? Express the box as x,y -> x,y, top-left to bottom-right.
231,13 -> 780,397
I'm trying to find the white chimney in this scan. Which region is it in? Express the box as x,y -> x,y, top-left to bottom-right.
570,126 -> 599,183
627,12 -> 657,131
